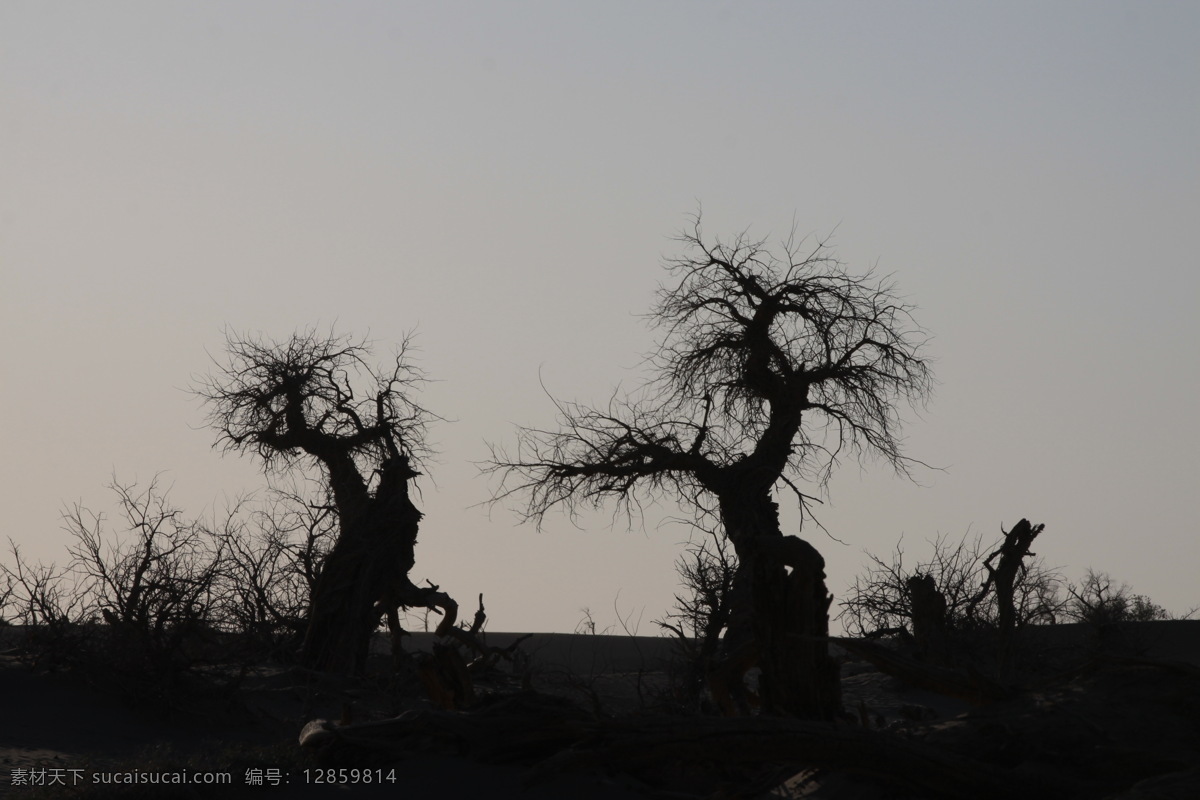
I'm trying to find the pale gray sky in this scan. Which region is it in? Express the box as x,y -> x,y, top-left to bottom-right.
3,1 -> 1198,632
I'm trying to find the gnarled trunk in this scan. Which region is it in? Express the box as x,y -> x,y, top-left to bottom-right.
719,493 -> 840,720
300,454 -> 424,674
983,519 -> 1044,639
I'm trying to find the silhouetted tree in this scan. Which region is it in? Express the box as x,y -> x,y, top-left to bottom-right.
837,527 -> 1066,640
217,480 -> 338,654
198,329 -> 456,674
656,528 -> 737,711
489,217 -> 933,718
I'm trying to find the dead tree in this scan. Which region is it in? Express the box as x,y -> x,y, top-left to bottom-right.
976,519 -> 1044,638
197,329 -> 456,674
488,216 -> 933,719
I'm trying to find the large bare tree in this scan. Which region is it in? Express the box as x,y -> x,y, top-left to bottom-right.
489,218 -> 933,718
198,329 -> 457,674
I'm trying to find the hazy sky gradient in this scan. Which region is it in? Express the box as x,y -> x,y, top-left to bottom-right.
3,1 -> 1198,632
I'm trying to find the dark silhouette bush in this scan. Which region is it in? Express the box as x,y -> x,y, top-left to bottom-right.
837,527 -> 1067,641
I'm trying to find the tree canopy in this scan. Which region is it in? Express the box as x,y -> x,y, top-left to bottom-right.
490,218 -> 933,530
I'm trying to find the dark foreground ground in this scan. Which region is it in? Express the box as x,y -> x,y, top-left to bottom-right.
2,622 -> 1199,799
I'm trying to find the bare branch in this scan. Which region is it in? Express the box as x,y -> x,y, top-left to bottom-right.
486,213 -> 933,529
194,327 -> 438,482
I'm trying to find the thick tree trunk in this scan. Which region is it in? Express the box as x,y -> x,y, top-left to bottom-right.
300,455 -> 424,674
299,516 -> 418,673
719,494 -> 840,720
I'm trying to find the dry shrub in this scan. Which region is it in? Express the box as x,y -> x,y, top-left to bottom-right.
0,475 -> 337,708
1066,569 -> 1171,625
836,530 -> 1067,640
655,529 -> 737,713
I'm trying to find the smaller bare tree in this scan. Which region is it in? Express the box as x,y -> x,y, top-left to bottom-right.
0,477 -> 232,691
656,528 -> 737,710
838,527 -> 1067,642
216,480 -> 337,656
63,477 -> 229,676
2,542 -> 87,630
1,543 -> 90,666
